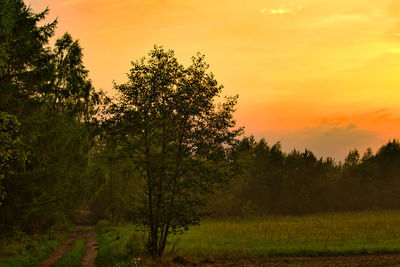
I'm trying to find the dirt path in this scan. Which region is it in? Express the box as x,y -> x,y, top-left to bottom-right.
80,226 -> 98,267
40,226 -> 83,267
39,225 -> 98,267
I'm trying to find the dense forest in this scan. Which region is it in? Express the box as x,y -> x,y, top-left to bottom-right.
2,0 -> 400,258
0,0 -> 103,235
209,137 -> 400,217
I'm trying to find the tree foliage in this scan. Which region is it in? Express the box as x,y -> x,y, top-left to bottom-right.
210,137 -> 400,217
0,112 -> 27,206
0,0 -> 101,233
105,46 -> 242,256
4,1 -> 400,259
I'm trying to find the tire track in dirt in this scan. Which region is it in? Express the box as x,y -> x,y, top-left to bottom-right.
40,226 -> 83,267
39,225 -> 98,267
80,226 -> 98,267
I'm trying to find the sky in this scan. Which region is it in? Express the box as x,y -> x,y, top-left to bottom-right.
26,0 -> 400,160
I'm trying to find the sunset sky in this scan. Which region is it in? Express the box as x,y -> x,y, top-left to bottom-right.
26,0 -> 400,160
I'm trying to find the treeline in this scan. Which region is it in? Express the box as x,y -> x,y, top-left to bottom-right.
0,1 -> 103,234
3,0 -> 400,245
91,135 -> 400,220
209,137 -> 400,216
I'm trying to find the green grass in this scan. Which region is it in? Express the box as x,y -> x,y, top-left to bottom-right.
0,225 -> 72,267
54,238 -> 86,267
95,210 -> 400,262
168,210 -> 400,258
4,211 -> 400,266
95,220 -> 147,267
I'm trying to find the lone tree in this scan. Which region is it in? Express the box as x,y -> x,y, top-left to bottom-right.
106,46 -> 242,257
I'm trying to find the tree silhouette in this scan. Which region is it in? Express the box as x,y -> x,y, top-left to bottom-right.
105,46 -> 242,256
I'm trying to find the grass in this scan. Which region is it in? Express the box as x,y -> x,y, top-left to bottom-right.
54,238 -> 86,267
168,210 -> 400,259
94,210 -> 400,263
0,225 -> 72,267
10,210 -> 397,266
95,220 -> 147,267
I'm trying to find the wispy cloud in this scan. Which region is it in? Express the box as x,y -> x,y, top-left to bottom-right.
260,123 -> 383,160
261,5 -> 303,15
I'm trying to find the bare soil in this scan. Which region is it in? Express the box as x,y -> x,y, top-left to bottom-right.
171,254 -> 400,267
39,225 -> 98,267
40,226 -> 83,267
80,226 -> 98,267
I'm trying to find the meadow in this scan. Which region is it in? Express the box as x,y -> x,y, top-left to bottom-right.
169,210 -> 400,258
3,210 -> 400,266
93,210 -> 400,265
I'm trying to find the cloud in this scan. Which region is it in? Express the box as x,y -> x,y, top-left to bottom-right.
315,109 -> 395,126
261,5 -> 303,15
270,8 -> 294,15
258,123 -> 384,161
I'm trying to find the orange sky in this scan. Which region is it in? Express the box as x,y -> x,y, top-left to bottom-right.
27,0 -> 400,160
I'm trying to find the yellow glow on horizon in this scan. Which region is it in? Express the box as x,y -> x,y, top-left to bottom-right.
26,0 -> 400,159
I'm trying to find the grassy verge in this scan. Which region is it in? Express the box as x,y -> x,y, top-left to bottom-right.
0,224 -> 73,267
95,220 -> 147,267
168,210 -> 400,259
94,210 -> 400,264
54,238 -> 86,267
